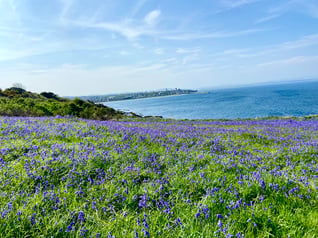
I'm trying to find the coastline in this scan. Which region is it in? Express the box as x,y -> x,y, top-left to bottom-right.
101,91 -> 204,103
120,114 -> 318,122
77,89 -> 199,103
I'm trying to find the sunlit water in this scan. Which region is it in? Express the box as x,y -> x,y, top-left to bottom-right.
103,81 -> 318,119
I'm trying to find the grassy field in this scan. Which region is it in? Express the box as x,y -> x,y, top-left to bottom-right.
0,116 -> 318,237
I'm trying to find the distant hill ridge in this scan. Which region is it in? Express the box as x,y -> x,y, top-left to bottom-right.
0,87 -> 124,120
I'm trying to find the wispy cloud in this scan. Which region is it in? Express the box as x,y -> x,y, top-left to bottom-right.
255,14 -> 280,24
86,20 -> 157,39
210,48 -> 251,59
65,8 -> 265,42
257,55 -> 318,67
254,1 -> 318,27
223,33 -> 318,59
0,25 -> 25,37
264,33 -> 318,55
176,47 -> 201,54
144,10 -> 161,25
300,0 -> 318,18
1,0 -> 317,93
268,0 -> 318,18
59,0 -> 74,20
130,0 -> 148,17
220,0 -> 260,8
62,9 -> 162,40
279,33 -> 318,49
162,28 -> 266,40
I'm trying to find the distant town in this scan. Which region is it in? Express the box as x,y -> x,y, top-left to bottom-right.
77,88 -> 198,103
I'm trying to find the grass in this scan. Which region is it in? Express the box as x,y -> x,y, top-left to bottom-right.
0,116 -> 317,237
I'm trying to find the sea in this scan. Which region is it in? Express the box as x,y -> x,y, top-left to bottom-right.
103,81 -> 318,120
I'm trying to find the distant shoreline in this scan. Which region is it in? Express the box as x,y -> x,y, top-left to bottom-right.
105,91 -> 207,103
77,89 -> 199,103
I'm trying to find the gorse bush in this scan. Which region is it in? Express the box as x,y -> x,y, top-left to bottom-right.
0,117 -> 317,237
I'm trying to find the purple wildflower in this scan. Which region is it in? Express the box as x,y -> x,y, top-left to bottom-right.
217,219 -> 223,228
78,211 -> 85,223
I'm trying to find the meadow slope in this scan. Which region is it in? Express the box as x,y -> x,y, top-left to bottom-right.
0,117 -> 318,237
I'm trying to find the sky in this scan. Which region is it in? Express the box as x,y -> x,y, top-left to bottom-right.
1,0 -> 318,96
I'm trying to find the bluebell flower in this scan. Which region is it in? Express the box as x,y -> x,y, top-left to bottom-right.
142,228 -> 150,237
80,227 -> 88,237
78,211 -> 85,223
30,213 -> 36,225
92,201 -> 97,210
217,219 -> 223,228
259,195 -> 264,203
217,214 -> 223,219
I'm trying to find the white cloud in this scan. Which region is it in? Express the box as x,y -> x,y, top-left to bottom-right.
144,10 -> 161,25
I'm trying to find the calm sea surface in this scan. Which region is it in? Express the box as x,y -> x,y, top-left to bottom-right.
103,81 -> 318,119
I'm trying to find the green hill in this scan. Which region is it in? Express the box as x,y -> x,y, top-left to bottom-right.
0,87 -> 124,120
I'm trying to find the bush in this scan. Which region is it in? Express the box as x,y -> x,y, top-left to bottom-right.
0,88 -> 123,120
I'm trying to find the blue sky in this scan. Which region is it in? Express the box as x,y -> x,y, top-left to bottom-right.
1,0 -> 318,96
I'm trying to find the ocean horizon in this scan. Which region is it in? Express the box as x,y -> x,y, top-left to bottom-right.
103,80 -> 318,120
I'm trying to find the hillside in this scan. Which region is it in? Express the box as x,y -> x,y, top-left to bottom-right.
0,117 -> 317,237
0,87 -> 124,120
